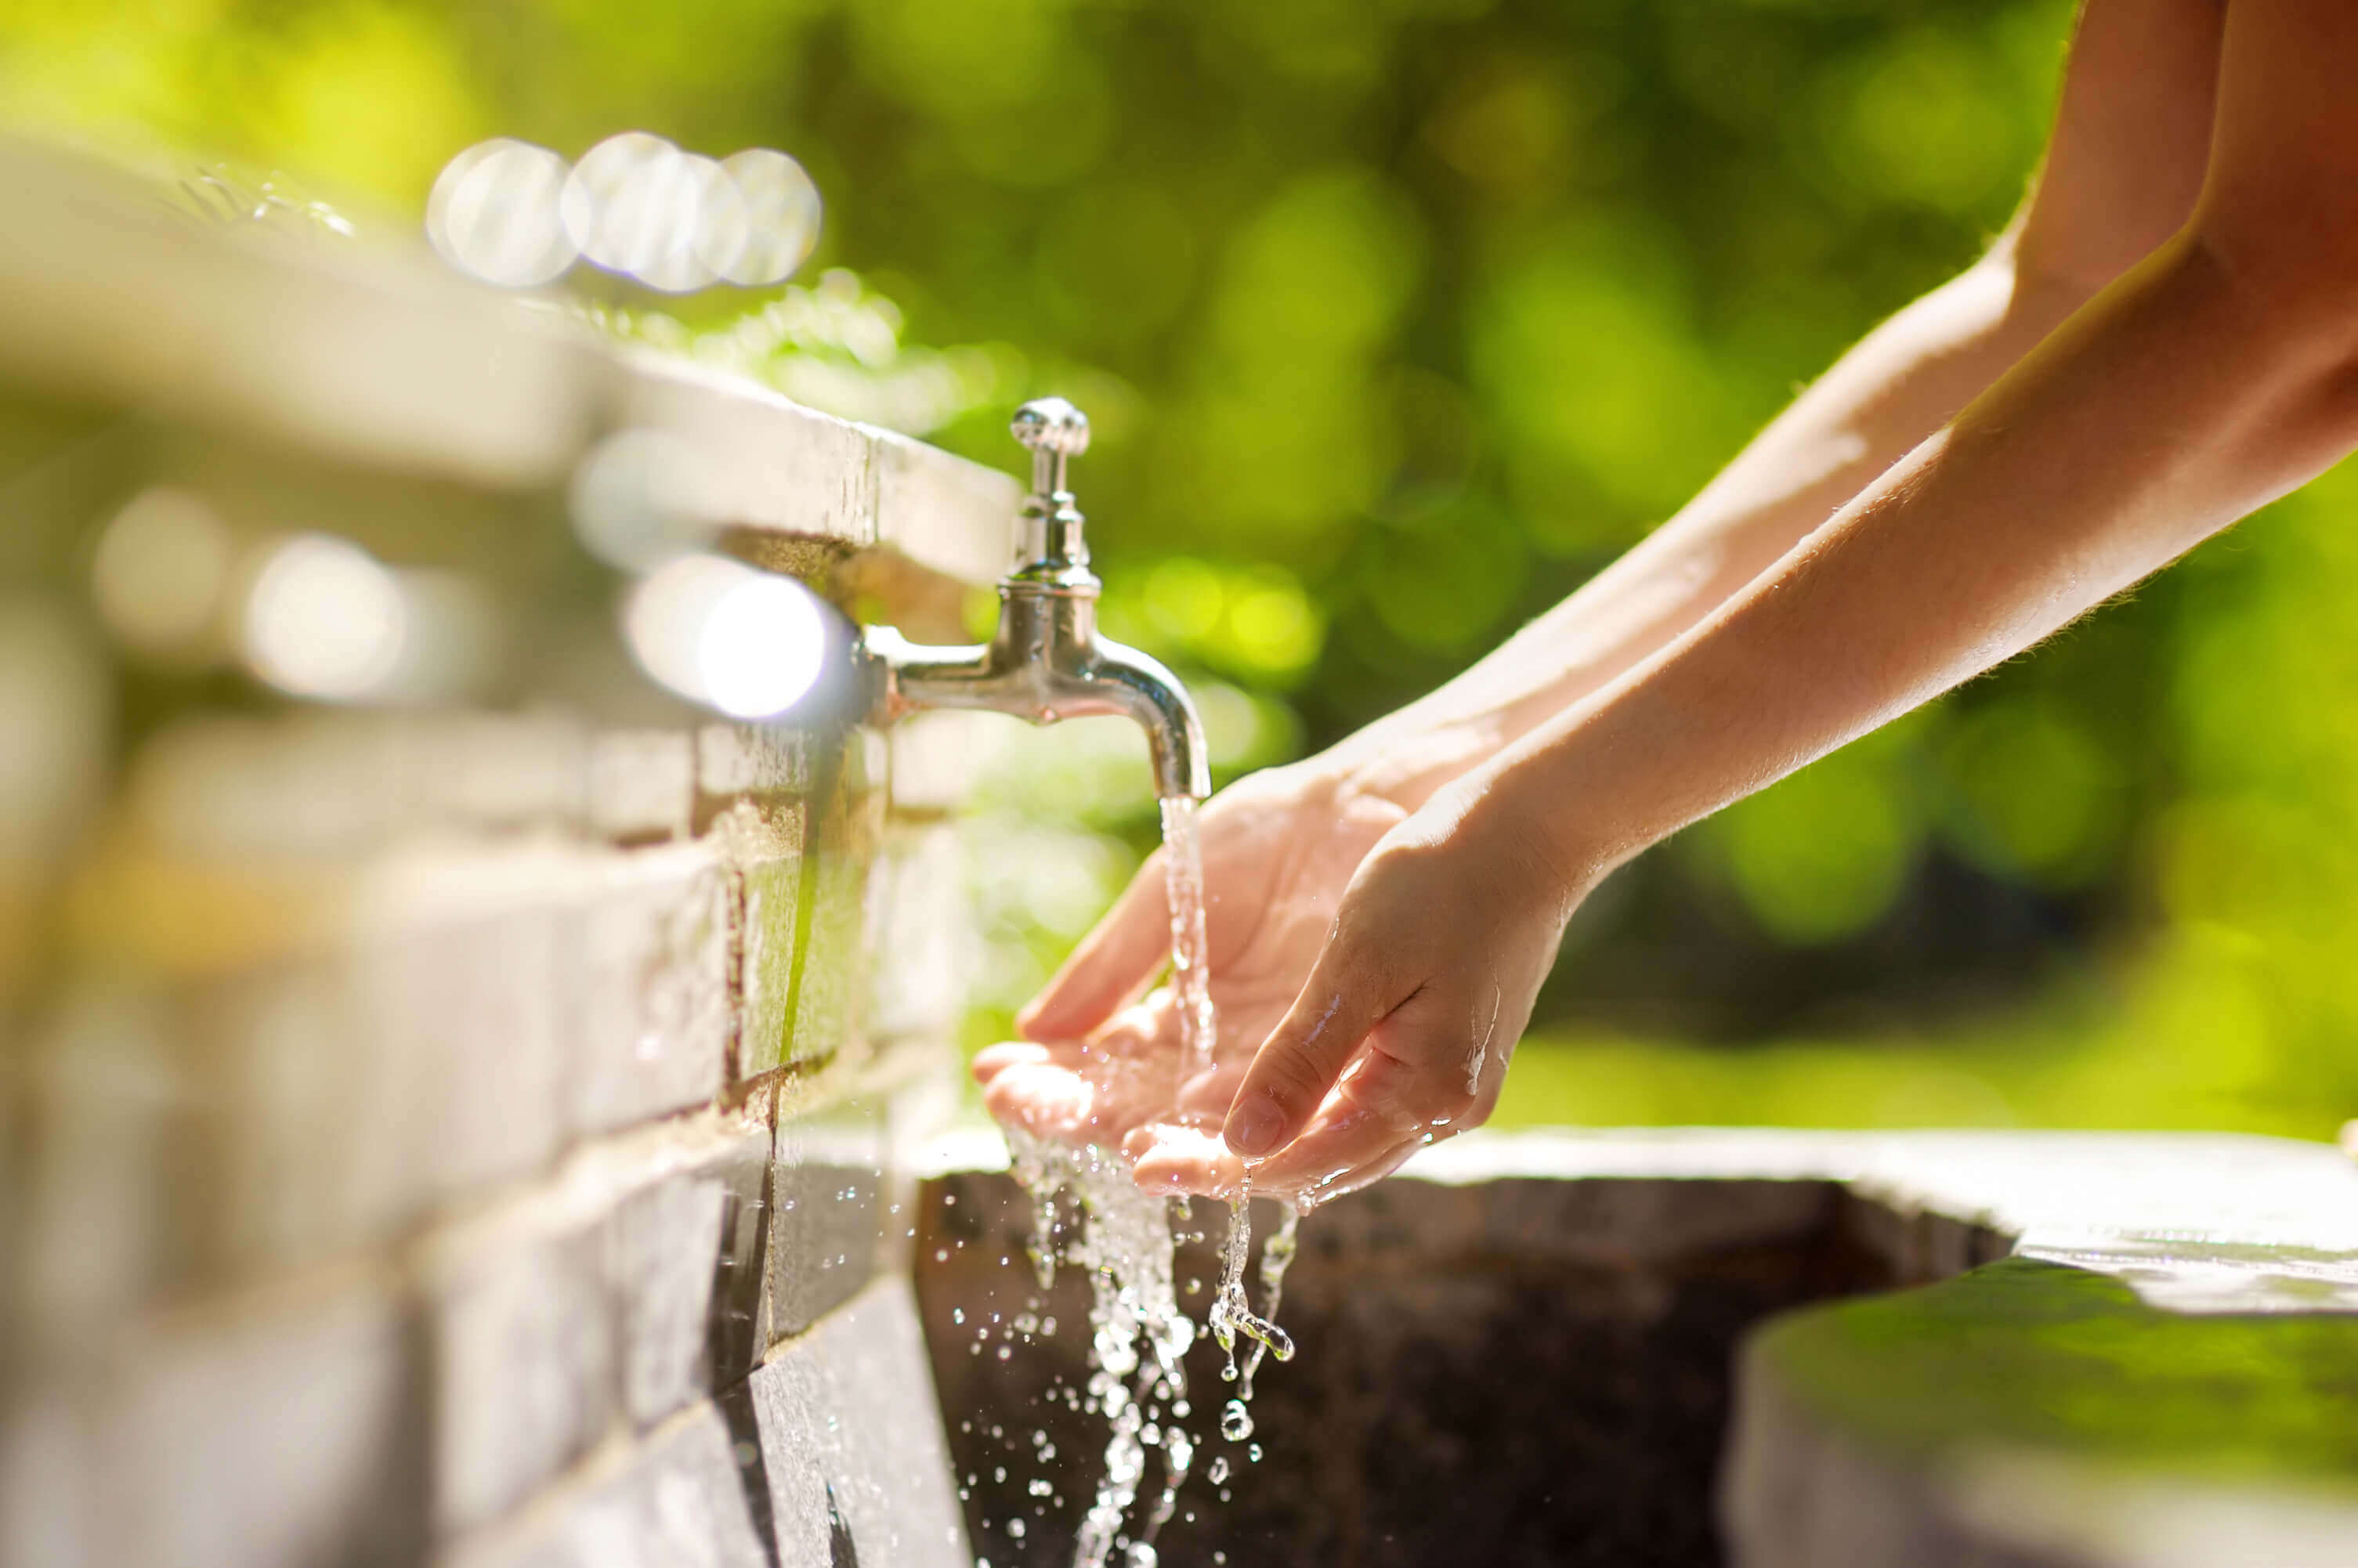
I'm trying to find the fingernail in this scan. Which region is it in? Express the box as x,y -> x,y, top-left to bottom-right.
1226,1097 -> 1284,1158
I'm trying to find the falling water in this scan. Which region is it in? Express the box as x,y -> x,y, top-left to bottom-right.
1006,793 -> 1299,1568
1159,797 -> 1217,1086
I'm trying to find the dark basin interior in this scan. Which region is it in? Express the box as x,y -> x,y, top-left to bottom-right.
914,1168 -> 2002,1568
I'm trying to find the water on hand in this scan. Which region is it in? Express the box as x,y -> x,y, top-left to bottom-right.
1004,794 -> 1304,1567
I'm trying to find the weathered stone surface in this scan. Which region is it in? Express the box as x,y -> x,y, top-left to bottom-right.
422,1210 -> 613,1536
750,1277 -> 970,1568
607,1166 -> 732,1431
695,724 -> 809,834
564,844 -> 730,1136
786,834 -> 869,1068
5,1268 -> 425,1568
866,823 -> 967,1048
356,900 -> 566,1210
588,730 -> 694,845
767,1097 -> 886,1342
1725,1256 -> 2358,1568
735,851 -> 805,1079
442,1402 -> 768,1568
886,711 -> 1004,818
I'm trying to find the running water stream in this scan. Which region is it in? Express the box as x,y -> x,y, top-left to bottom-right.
1006,796 -> 1300,1568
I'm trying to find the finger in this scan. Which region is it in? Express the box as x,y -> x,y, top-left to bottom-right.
970,1041 -> 1051,1087
1245,994 -> 1481,1187
1127,1123 -> 1248,1198
979,1060 -> 1103,1143
1222,917 -> 1412,1158
1016,849 -> 1171,1042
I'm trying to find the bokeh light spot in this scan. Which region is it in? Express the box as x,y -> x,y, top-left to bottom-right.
91,486 -> 234,656
241,533 -> 408,702
425,138 -> 577,287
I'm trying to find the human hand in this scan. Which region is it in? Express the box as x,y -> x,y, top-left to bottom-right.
1125,776 -> 1582,1205
971,761 -> 1409,1157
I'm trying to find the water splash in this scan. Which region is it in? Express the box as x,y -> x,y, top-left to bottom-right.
1002,793 -> 1304,1567
1010,1132 -> 1193,1568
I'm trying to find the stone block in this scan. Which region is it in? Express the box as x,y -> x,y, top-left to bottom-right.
564,844 -> 730,1137
441,1403 -> 767,1568
766,1097 -> 886,1342
885,711 -> 1004,818
748,1277 -> 969,1568
603,1115 -> 772,1426
422,1208 -> 613,1535
85,1268 -> 422,1568
354,898 -> 566,1210
785,834 -> 869,1068
735,851 -> 804,1079
10,987 -> 180,1346
175,958 -> 385,1277
694,724 -> 809,834
588,730 -> 694,844
866,824 -> 968,1047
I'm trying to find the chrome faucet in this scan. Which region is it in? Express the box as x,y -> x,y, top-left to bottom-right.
859,398 -> 1210,801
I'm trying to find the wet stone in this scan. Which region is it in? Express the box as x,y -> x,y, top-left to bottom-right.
443,1401 -> 767,1568
425,1216 -> 613,1535
563,845 -> 730,1137
736,852 -> 805,1078
767,1100 -> 885,1343
749,1277 -> 970,1568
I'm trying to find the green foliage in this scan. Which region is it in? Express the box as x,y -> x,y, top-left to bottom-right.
20,0 -> 2358,1136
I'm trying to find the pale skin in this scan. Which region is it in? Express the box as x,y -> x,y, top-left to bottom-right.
975,0 -> 2358,1202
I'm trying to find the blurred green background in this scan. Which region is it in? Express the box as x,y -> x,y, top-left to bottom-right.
15,0 -> 2358,1139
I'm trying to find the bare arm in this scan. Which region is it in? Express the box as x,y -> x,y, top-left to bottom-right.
1207,0 -> 2358,1190
1015,0 -> 2222,1050
1331,0 -> 2226,809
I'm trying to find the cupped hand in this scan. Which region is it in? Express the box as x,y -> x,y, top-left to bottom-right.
972,761 -> 1409,1161
1125,778 -> 1582,1205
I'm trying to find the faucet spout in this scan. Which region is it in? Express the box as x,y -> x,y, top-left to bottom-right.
858,398 -> 1211,802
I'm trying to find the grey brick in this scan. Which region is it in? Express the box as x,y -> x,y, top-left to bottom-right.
564,845 -> 730,1136
423,1211 -> 613,1535
99,1269 -> 421,1568
442,1403 -> 766,1568
604,1115 -> 770,1427
786,835 -> 868,1068
766,1095 -> 885,1343
866,823 -> 967,1047
736,851 -> 804,1078
588,730 -> 694,844
885,711 -> 1000,817
695,723 -> 809,833
749,1277 -> 969,1568
356,900 -> 566,1208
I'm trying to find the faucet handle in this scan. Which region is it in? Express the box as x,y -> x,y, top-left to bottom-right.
1011,396 -> 1090,499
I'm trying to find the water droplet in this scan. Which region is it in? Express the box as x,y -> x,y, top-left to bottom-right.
1220,1401 -> 1253,1442
1208,1457 -> 1230,1485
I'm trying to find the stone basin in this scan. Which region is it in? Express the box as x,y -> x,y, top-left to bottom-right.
916,1128 -> 2358,1568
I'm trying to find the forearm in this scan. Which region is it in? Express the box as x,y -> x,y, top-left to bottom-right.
1323,237 -> 2101,807
1479,233 -> 2358,887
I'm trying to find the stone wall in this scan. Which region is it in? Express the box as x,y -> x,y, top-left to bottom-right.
2,710 -> 979,1568
0,139 -> 1010,1568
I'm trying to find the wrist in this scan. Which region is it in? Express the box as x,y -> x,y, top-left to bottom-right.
1309,713 -> 1505,813
1430,749 -> 1617,913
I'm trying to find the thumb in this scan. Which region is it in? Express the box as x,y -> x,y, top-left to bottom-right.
1017,849 -> 1172,1042
1223,916 -> 1409,1158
